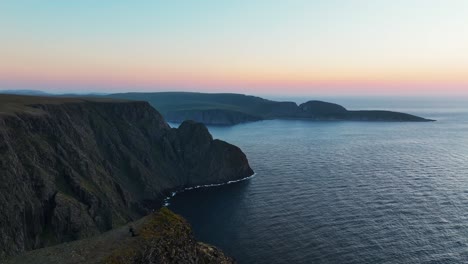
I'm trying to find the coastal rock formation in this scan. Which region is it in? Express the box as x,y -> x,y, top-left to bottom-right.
104,208 -> 235,264
0,95 -> 253,259
6,208 -> 235,264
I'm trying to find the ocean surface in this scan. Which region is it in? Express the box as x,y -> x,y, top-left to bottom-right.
167,97 -> 468,264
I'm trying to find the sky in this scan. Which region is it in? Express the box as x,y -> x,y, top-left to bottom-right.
1,0 -> 467,96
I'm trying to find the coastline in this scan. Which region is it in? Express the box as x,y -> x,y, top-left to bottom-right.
163,173 -> 257,206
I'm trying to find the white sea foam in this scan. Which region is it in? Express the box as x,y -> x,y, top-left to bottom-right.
163,173 -> 256,207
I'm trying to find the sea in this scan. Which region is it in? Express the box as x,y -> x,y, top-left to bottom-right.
167,96 -> 468,264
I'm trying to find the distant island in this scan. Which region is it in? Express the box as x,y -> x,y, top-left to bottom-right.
0,89 -> 51,96
108,92 -> 435,125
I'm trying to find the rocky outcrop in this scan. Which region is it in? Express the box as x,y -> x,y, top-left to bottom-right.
104,208 -> 235,264
0,95 -> 253,259
6,208 -> 235,264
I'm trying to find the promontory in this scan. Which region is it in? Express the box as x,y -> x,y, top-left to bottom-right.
108,92 -> 434,125
0,94 -> 253,263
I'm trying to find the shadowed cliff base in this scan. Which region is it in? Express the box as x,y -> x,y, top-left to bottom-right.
108,92 -> 434,125
0,94 -> 252,259
6,208 -> 235,264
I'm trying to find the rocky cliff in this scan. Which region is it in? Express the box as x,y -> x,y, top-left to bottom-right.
0,95 -> 253,259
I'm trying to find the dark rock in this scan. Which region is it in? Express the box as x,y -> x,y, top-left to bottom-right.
0,96 -> 253,259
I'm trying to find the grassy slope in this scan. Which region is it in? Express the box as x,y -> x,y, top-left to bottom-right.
6,208 -> 234,264
0,94 -> 130,115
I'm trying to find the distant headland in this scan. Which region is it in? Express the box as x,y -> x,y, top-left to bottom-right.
0,90 -> 435,125
108,92 -> 435,125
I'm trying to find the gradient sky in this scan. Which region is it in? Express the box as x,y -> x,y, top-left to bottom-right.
1,0 -> 468,95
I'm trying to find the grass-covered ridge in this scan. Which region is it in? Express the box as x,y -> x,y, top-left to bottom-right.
7,208 -> 234,264
0,94 -> 131,115
105,208 -> 235,264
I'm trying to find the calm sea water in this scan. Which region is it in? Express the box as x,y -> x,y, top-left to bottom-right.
168,97 -> 468,264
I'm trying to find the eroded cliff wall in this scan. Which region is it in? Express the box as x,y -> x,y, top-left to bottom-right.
0,98 -> 253,258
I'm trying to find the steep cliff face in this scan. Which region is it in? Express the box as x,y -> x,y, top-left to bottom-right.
0,95 -> 253,259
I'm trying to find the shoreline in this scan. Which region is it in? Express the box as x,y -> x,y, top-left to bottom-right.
163,173 -> 257,207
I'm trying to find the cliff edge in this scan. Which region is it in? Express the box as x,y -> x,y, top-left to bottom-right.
0,95 -> 253,259
6,208 -> 235,264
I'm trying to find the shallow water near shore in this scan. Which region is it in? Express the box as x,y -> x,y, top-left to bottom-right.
168,97 -> 468,264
